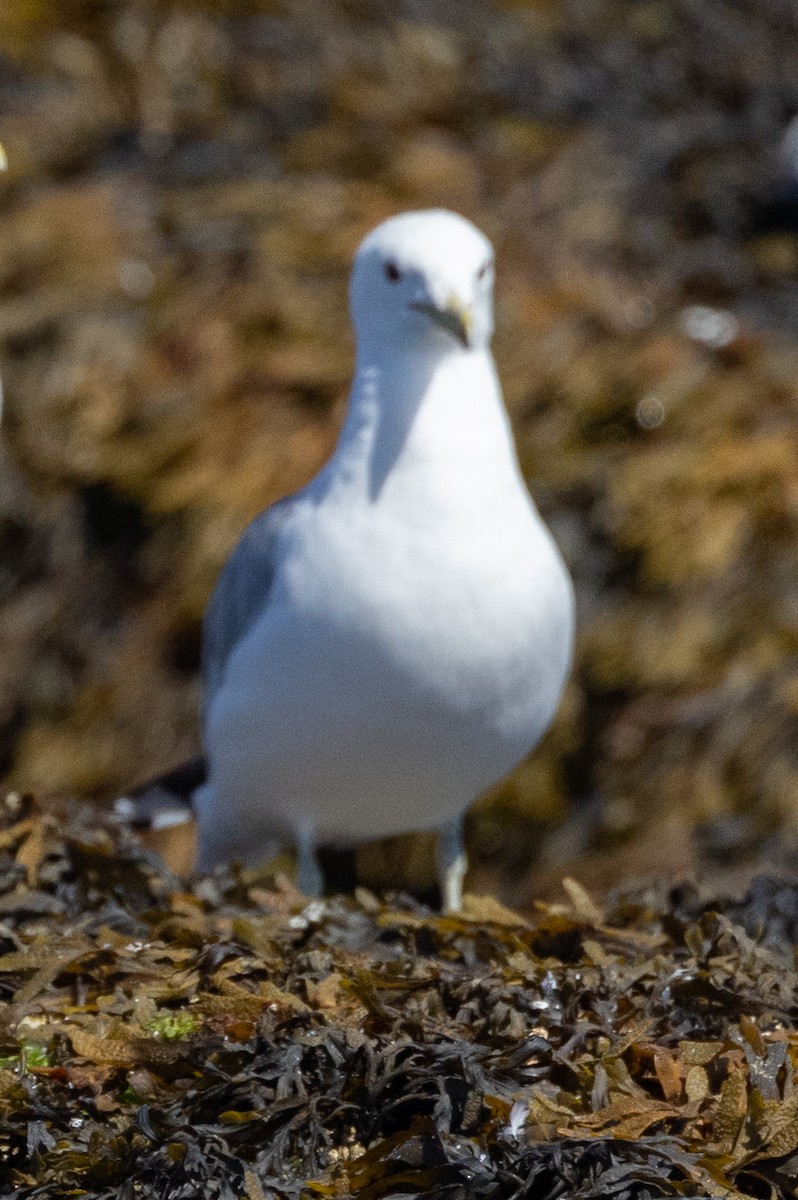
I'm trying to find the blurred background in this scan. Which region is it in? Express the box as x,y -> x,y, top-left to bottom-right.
1,0 -> 798,902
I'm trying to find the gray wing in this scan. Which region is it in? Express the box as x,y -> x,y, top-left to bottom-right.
116,494 -> 301,825
202,495 -> 298,704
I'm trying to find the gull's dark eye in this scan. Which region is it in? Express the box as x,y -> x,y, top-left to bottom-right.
384,261 -> 401,283
478,260 -> 492,281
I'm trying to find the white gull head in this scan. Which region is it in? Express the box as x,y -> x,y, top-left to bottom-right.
349,210 -> 495,359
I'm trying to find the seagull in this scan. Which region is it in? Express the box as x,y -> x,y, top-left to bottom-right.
126,209 -> 574,911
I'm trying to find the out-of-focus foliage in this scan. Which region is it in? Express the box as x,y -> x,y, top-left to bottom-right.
0,1 -> 798,888
5,797 -> 798,1197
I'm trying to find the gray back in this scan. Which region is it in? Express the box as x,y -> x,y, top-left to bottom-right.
202,495 -> 298,704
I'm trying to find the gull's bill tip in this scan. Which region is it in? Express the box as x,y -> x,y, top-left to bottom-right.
409,295 -> 474,348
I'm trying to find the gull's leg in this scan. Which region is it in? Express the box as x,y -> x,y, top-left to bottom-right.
295,821 -> 323,896
437,815 -> 467,913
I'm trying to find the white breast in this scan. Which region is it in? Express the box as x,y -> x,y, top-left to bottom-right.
197,348 -> 574,863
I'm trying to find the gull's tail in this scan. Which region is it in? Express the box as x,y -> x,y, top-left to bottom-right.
114,756 -> 206,831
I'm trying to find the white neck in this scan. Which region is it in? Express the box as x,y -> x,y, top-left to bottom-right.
324,345 -> 521,505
